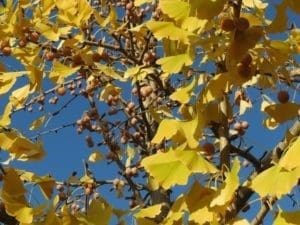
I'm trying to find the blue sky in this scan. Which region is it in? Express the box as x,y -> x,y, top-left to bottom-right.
0,0 -> 300,224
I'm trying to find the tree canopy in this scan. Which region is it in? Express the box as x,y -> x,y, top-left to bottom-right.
0,0 -> 300,225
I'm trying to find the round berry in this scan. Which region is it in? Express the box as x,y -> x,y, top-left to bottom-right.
221,18 -> 236,32
277,90 -> 289,104
202,142 -> 215,156
236,17 -> 250,31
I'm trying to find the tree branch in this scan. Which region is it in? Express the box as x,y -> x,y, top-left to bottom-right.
225,120 -> 300,222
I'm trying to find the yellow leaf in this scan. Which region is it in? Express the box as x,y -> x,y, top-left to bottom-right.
199,72 -> 233,105
34,20 -> 60,41
151,113 -> 201,148
249,164 -> 300,198
263,117 -> 279,130
181,17 -> 207,33
1,168 -> 41,224
266,0 -> 288,33
61,205 -> 81,225
3,168 -> 26,197
226,26 -> 263,69
274,209 -> 300,225
229,218 -> 250,225
243,0 -> 268,9
0,71 -> 26,95
156,53 -> 193,74
288,0 -> 300,13
135,218 -> 157,225
185,182 -> 216,224
29,115 -> 46,131
146,21 -> 197,45
141,148 -> 217,189
0,103 -> 13,127
135,204 -> 162,219
239,99 -> 252,115
189,0 -> 227,19
170,78 -> 196,104
159,0 -> 190,21
99,6 -> 117,28
142,150 -> 191,189
263,103 -> 300,124
0,131 -> 45,161
49,61 -> 80,84
210,158 -> 240,208
26,66 -> 43,91
88,150 -> 103,163
19,171 -> 55,199
279,137 -> 300,170
95,64 -> 127,82
87,198 -> 112,224
9,84 -> 31,109
134,0 -> 152,6
99,83 -> 121,102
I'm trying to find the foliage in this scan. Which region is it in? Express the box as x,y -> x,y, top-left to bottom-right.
0,0 -> 299,224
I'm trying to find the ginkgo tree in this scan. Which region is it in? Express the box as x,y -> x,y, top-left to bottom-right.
0,0 -> 299,224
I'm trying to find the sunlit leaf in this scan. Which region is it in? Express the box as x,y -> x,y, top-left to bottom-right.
279,137 -> 300,170
88,150 -> 103,163
274,209 -> 300,225
210,158 -> 240,208
146,21 -> 197,45
263,103 -> 300,124
135,204 -> 162,219
141,148 -> 217,189
266,0 -> 288,33
29,115 -> 46,131
49,61 -> 80,84
159,0 -> 190,21
156,53 -> 193,74
249,164 -> 300,198
185,181 -> 216,224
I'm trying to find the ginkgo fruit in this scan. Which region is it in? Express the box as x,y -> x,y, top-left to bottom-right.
233,122 -> 243,131
22,26 -> 30,33
277,90 -> 289,103
56,184 -> 64,192
221,18 -> 236,32
0,39 -> 9,49
235,17 -> 250,31
241,121 -> 249,129
92,52 -> 102,62
72,54 -> 84,66
126,1 -> 134,10
85,187 -> 93,195
45,51 -> 56,61
2,46 -> 12,56
240,53 -> 252,66
56,86 -> 67,96
140,86 -> 153,97
129,199 -> 138,208
237,63 -> 251,77
30,31 -> 40,42
85,135 -> 94,148
18,38 -> 27,47
202,142 -> 215,156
